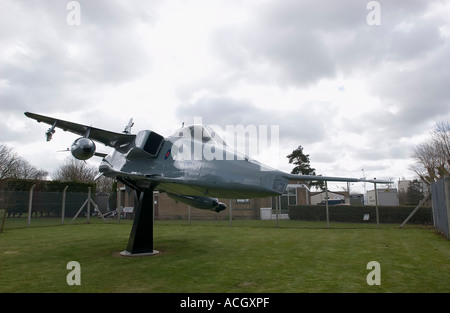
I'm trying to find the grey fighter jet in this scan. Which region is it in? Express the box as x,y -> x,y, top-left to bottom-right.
25,112 -> 390,255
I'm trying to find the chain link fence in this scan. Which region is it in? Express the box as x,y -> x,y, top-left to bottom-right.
431,176 -> 450,238
1,189 -> 113,229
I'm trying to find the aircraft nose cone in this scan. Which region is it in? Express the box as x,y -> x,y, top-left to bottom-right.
71,137 -> 96,160
214,203 -> 227,213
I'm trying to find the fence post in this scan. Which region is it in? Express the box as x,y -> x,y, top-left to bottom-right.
117,186 -> 121,223
61,186 -> 69,224
87,187 -> 91,224
274,196 -> 278,227
276,196 -> 280,228
229,199 -> 233,226
188,205 -> 191,226
374,179 -> 380,228
27,184 -> 36,227
325,181 -> 329,229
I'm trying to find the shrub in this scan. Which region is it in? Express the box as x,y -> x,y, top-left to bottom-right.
288,205 -> 433,224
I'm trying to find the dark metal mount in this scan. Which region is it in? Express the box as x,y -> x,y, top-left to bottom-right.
120,186 -> 159,257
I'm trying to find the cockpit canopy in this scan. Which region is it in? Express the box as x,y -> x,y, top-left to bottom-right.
171,125 -> 227,145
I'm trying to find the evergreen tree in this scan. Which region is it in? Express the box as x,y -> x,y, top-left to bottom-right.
287,145 -> 324,190
406,179 -> 425,205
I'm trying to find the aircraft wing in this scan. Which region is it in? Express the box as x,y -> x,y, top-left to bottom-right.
283,173 -> 391,184
24,112 -> 135,148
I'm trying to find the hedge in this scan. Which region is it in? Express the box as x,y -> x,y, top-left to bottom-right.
0,179 -> 96,193
288,205 -> 433,224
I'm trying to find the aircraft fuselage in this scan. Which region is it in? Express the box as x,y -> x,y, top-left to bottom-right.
99,130 -> 287,199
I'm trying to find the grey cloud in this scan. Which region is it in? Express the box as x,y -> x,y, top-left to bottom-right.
205,0 -> 440,91
175,96 -> 338,146
246,30 -> 336,87
355,141 -> 413,161
387,20 -> 444,60
255,1 -> 365,32
0,0 -> 158,114
365,41 -> 450,136
209,8 -> 340,88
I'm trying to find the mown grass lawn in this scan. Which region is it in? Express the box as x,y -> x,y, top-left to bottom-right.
0,219 -> 449,293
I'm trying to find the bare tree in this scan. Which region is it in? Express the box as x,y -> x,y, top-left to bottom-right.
95,175 -> 114,194
52,157 -> 114,194
0,143 -> 48,180
52,157 -> 97,183
0,143 -> 48,232
11,158 -> 48,180
411,121 -> 450,184
0,144 -> 20,180
433,121 -> 450,167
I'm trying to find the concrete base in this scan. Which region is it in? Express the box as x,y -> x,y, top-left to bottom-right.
120,250 -> 160,257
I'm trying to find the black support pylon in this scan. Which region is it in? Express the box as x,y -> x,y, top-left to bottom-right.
120,187 -> 159,256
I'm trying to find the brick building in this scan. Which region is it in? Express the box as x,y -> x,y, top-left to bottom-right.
116,180 -> 310,220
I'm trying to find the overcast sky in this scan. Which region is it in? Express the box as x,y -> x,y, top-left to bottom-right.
1,0 -> 450,193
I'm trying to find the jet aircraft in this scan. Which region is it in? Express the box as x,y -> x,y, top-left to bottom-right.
25,112 -> 390,255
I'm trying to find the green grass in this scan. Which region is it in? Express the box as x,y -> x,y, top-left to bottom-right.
0,219 -> 449,293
